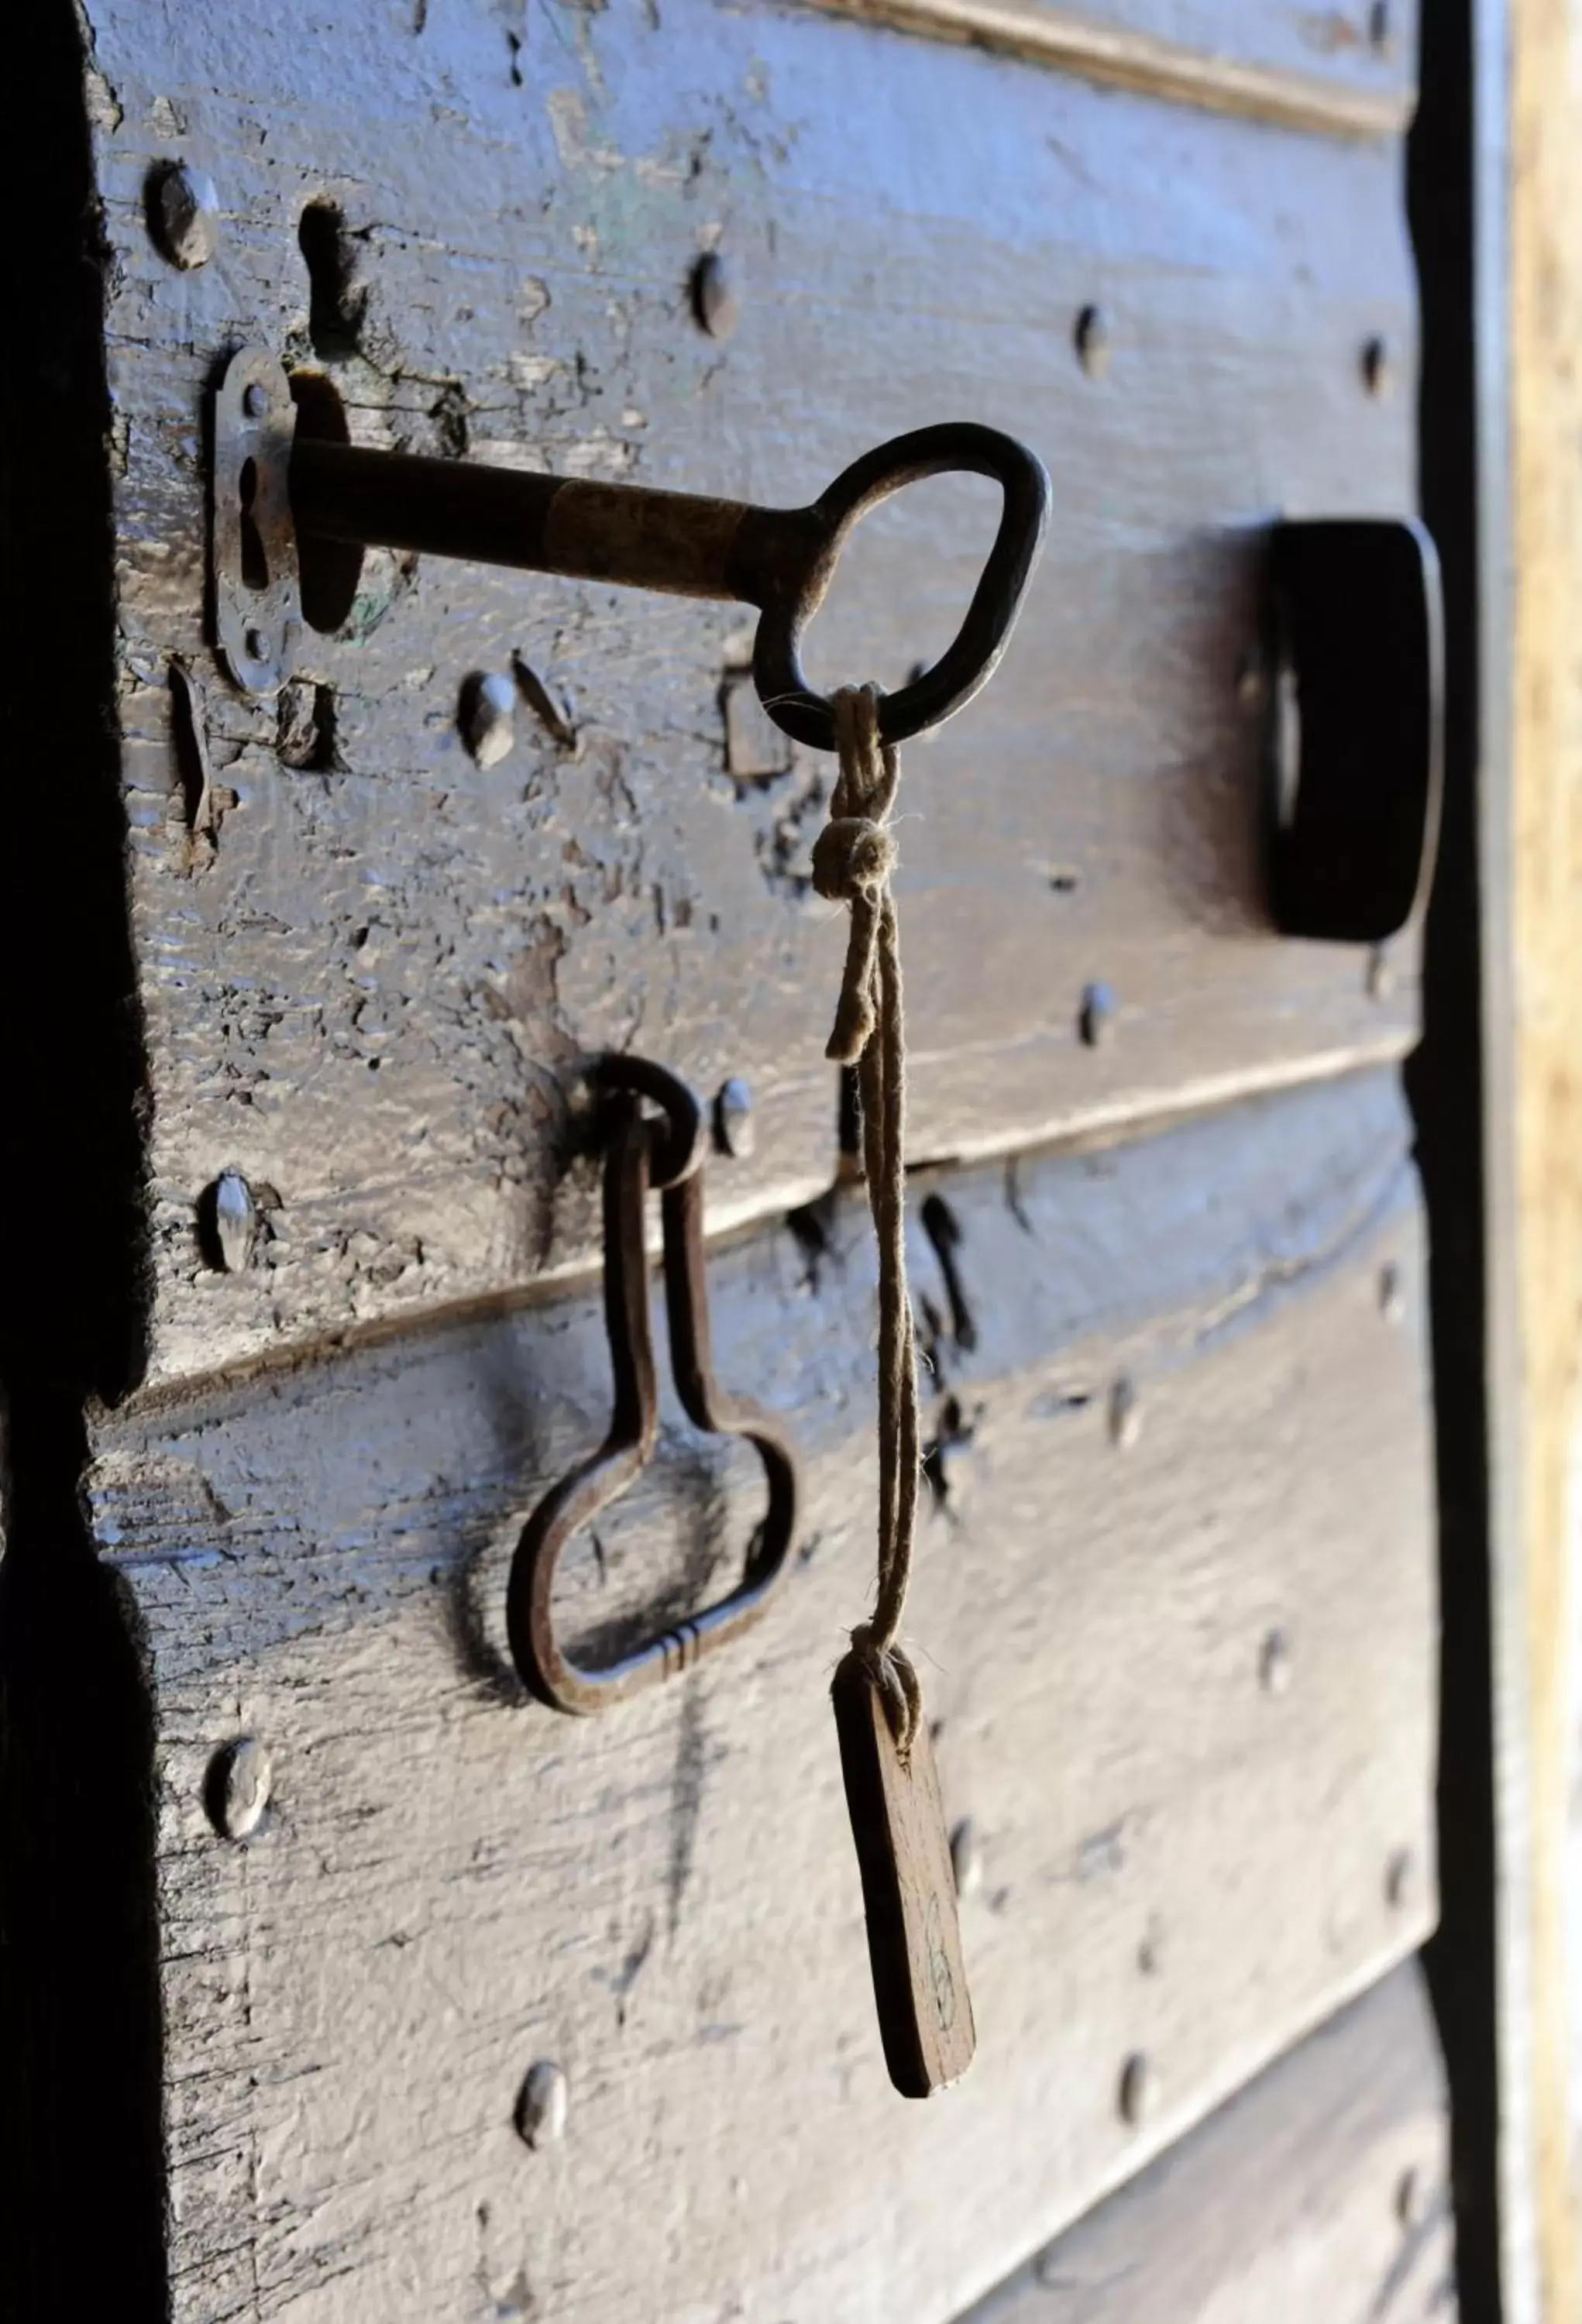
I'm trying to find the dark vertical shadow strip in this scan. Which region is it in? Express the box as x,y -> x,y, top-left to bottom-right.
1405,0 -> 1505,2314
0,1 -> 166,2315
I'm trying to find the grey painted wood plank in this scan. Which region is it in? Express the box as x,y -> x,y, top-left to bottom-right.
95,1067 -> 1439,2320
812,0 -> 1416,136
961,1961 -> 1454,2322
80,0 -> 1423,1387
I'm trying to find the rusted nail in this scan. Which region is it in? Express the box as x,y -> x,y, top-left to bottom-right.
713,1076 -> 755,1160
150,162 -> 220,270
691,250 -> 740,341
1258,1627 -> 1293,1697
514,2060 -> 569,2150
1118,2051 -> 1157,2126
460,671 -> 517,767
213,1169 -> 256,1273
205,1737 -> 273,1840
1107,1375 -> 1140,1449
1075,304 -> 1111,380
1078,981 -> 1116,1048
950,1817 -> 984,1899
1360,336 -> 1391,397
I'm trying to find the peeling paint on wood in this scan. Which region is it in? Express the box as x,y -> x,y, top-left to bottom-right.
77,0 -> 1425,1389
16,2 -> 1445,2309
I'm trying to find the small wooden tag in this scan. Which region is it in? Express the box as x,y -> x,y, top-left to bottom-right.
832,1650 -> 976,2097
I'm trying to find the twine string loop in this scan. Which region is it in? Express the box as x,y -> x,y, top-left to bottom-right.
818,684 -> 922,1755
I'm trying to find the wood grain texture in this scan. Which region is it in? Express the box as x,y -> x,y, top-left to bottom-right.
811,0 -> 1416,139
1507,2 -> 1582,2312
963,1961 -> 1455,2322
79,0 -> 1424,1389
94,1069 -> 1439,2321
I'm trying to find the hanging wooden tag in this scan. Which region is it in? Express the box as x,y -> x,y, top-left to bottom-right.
832,1650 -> 976,2098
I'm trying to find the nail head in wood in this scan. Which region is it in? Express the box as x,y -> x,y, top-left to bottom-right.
949,1817 -> 984,1899
1107,1374 -> 1140,1449
460,671 -> 518,766
1075,304 -> 1110,380
205,1736 -> 272,1841
713,1075 -> 755,1159
1234,648 -> 1267,710
1384,1847 -> 1415,1910
514,2060 -> 569,2150
692,250 -> 740,341
1078,980 -> 1116,1047
213,1169 -> 256,1274
150,162 -> 219,269
1395,2164 -> 1427,2229
1258,1627 -> 1293,1696
1118,2051 -> 1158,2126
1360,336 -> 1391,397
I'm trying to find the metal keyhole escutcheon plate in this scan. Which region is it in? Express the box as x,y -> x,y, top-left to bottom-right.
213,349 -> 301,695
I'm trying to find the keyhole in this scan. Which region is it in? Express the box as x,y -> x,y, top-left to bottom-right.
298,199 -> 367,360
238,457 -> 269,594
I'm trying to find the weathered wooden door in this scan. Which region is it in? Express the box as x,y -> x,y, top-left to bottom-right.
2,0 -> 1460,2317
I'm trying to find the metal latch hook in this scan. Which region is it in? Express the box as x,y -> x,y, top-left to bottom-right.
506,1055 -> 800,1716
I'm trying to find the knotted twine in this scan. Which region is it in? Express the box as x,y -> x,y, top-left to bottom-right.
811,683 -> 923,1757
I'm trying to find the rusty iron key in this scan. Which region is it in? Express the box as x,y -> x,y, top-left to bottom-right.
213,348 -> 1051,751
